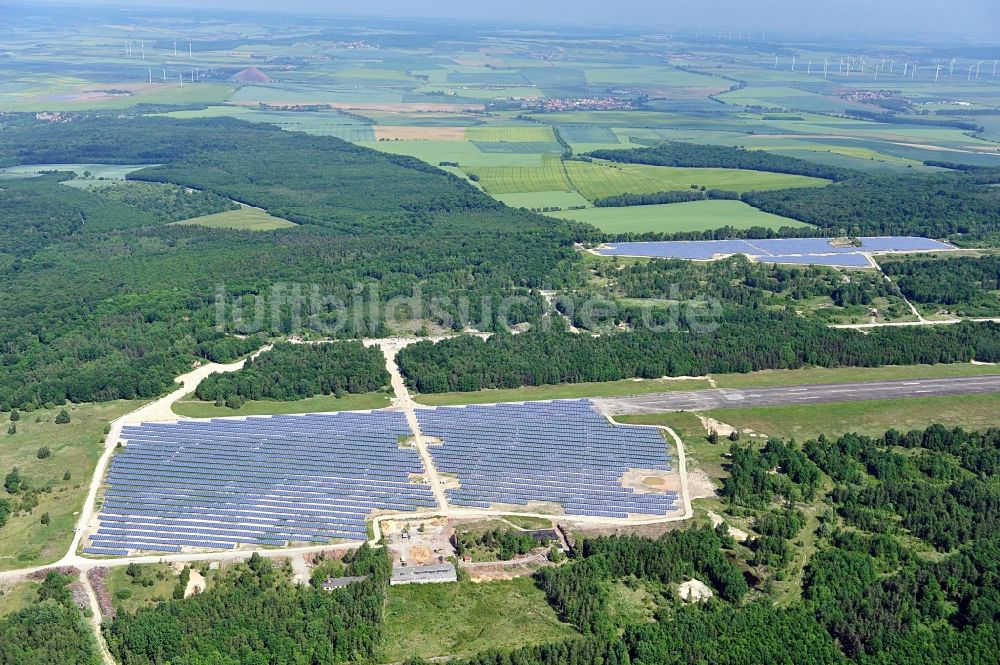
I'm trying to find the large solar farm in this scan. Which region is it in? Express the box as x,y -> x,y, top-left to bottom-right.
596,236 -> 956,267
87,400 -> 681,556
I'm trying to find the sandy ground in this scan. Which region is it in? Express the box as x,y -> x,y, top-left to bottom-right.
678,578 -> 714,602
686,467 -> 718,500
374,126 -> 467,140
707,510 -> 749,542
697,415 -> 736,436
185,569 -> 206,597
697,415 -> 764,439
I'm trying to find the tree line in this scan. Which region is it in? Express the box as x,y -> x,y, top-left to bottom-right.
194,341 -> 390,407
589,140 -> 850,181
104,545 -> 392,664
396,316 -> 1000,393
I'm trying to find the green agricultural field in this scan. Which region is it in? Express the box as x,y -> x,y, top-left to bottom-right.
414,377 -> 711,406
565,160 -> 829,200
466,157 -> 827,202
711,362 -> 1000,389
171,391 -> 391,418
464,155 -> 573,193
0,82 -> 236,112
158,106 -> 376,140
171,206 -> 296,231
701,392 -> 1000,441
0,401 -> 142,571
493,190 -> 592,210
717,86 -> 856,113
379,577 -> 578,662
465,125 -> 555,141
550,199 -> 810,233
369,140 -> 543,168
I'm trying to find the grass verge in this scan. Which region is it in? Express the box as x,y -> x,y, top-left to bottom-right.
413,377 -> 711,406
379,577 -> 577,662
0,401 -> 142,571
171,391 -> 392,418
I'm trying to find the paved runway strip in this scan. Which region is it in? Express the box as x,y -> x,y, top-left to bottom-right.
593,375 -> 1000,415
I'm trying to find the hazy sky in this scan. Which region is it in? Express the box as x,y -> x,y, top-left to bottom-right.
27,0 -> 1000,36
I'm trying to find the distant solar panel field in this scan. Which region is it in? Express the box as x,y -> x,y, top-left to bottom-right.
417,400 -> 678,519
86,411 -> 435,556
596,236 -> 954,267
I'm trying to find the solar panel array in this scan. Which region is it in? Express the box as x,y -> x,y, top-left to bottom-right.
597,236 -> 954,266
89,411 -> 435,555
416,399 -> 677,518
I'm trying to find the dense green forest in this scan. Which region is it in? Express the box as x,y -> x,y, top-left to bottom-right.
0,571 -> 101,665
399,424 -> 1000,664
592,142 -> 1000,245
743,173 -> 1000,243
0,114 -> 575,410
588,141 -> 849,181
104,545 -> 391,664
193,341 -> 389,406
881,254 -> 1000,316
564,254 -> 906,329
397,317 -> 1000,393
592,189 -> 720,207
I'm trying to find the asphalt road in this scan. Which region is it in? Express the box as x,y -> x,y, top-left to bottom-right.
593,375 -> 1000,415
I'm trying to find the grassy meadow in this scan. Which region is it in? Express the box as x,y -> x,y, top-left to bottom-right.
0,402 -> 141,571
379,577 -> 577,662
549,199 -> 810,233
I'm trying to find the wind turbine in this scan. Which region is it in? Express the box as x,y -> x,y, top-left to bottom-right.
902,62 -> 909,77
162,68 -> 167,82
873,64 -> 878,80
950,59 -> 955,75
976,61 -> 983,79
147,68 -> 152,83
140,41 -> 145,61
935,64 -> 941,82
993,59 -> 998,76
179,73 -> 183,87
173,40 -> 177,56
968,65 -> 974,81
774,55 -> 779,70
823,58 -> 829,78
791,56 -> 796,72
911,64 -> 916,79
189,41 -> 193,58
807,61 -> 812,75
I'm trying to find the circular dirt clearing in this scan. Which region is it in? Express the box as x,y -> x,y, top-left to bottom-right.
643,476 -> 666,487
410,545 -> 431,565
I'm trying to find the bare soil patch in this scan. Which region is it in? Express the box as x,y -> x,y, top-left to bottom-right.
678,578 -> 714,602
